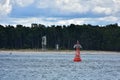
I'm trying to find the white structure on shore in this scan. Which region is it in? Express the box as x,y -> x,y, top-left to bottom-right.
42,36 -> 47,50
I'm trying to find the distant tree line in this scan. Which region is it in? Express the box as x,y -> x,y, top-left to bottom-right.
0,23 -> 120,51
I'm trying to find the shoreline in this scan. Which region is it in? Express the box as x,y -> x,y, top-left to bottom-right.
0,49 -> 120,54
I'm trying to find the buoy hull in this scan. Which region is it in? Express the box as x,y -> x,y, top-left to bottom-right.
74,55 -> 81,62
73,47 -> 82,62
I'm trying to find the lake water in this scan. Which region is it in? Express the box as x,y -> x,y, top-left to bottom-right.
0,51 -> 120,80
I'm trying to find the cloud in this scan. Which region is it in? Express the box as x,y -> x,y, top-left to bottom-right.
0,17 -> 57,26
0,0 -> 12,17
92,7 -> 112,15
1,16 -> 120,27
54,0 -> 89,13
99,16 -> 118,22
113,0 -> 120,4
36,0 -> 120,16
13,0 -> 34,7
0,0 -> 120,26
37,0 -> 89,14
57,18 -> 85,25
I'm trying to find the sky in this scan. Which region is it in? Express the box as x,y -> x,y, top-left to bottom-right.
0,0 -> 120,26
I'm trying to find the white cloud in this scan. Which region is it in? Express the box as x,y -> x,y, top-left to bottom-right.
1,16 -> 120,27
37,0 -> 50,8
93,7 -> 112,15
13,0 -> 34,7
98,16 -> 118,22
112,0 -> 120,15
0,0 -> 34,17
113,0 -> 120,4
37,0 -> 89,13
57,18 -> 85,25
54,0 -> 89,13
37,0 -> 120,16
0,17 -> 57,26
0,0 -> 120,26
0,0 -> 12,17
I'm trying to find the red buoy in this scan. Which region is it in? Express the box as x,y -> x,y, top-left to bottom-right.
73,40 -> 82,62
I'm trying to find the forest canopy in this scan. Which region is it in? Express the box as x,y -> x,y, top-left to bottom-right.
0,23 -> 120,51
